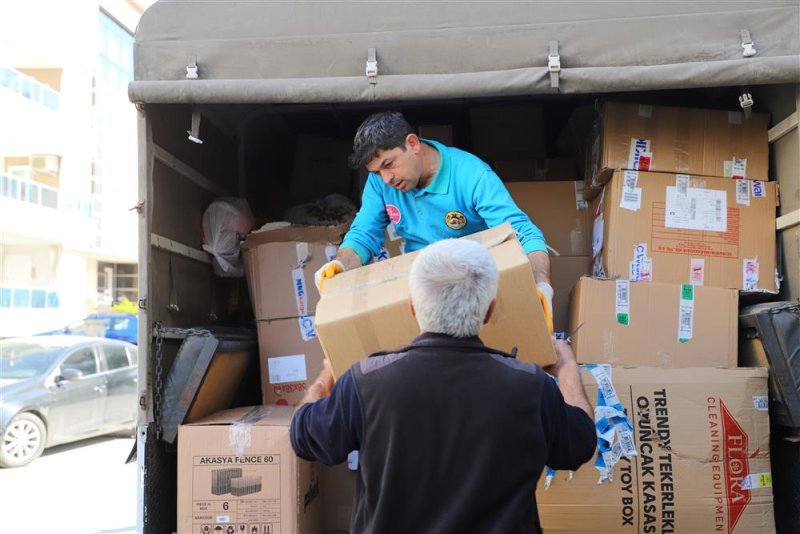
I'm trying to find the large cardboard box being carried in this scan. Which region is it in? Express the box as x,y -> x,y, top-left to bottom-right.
316,223 -> 556,377
585,101 -> 769,197
537,366 -> 774,533
592,170 -> 778,292
256,317 -> 326,406
178,406 -> 322,534
569,276 -> 738,367
506,181 -> 592,256
242,224 -> 347,321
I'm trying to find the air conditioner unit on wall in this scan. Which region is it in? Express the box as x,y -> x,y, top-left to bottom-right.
29,154 -> 61,175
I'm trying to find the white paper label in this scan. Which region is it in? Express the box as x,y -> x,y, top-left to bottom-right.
267,354 -> 307,384
324,245 -> 338,261
665,186 -> 727,232
638,105 -> 653,118
676,174 -> 690,197
731,157 -> 747,179
373,247 -> 391,262
728,111 -> 743,124
292,267 -> 309,316
615,280 -> 630,326
589,365 -> 620,407
574,181 -> 588,211
736,178 -> 751,206
690,258 -> 705,286
740,472 -> 772,490
629,244 -> 652,282
751,180 -> 766,198
620,170 -> 642,211
386,222 -> 400,241
628,138 -> 652,171
592,215 -> 604,257
296,242 -> 310,265
298,314 -> 316,341
743,258 -> 759,290
753,396 -> 769,411
678,284 -> 694,343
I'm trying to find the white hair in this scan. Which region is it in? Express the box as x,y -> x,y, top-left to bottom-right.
408,239 -> 499,338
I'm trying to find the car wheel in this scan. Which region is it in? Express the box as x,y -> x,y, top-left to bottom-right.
0,413 -> 47,468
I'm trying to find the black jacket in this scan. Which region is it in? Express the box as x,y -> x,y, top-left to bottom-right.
291,332 -> 596,533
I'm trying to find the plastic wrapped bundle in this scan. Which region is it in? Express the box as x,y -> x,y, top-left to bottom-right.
201,198 -> 255,277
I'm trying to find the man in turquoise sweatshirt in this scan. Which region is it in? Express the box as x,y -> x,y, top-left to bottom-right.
315,111 -> 553,327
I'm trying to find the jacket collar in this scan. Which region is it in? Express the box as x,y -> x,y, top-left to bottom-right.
408,331 -> 485,350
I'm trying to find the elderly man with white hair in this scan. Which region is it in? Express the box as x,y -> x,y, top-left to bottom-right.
291,238 -> 595,534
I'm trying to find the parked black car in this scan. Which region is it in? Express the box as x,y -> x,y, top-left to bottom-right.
0,336 -> 138,467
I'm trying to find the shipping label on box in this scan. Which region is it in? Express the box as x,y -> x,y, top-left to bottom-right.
593,171 -> 777,291
178,406 -> 322,534
316,223 -> 556,378
257,317 -> 326,406
569,276 -> 738,367
505,181 -> 592,257
242,224 -> 346,321
537,367 -> 773,533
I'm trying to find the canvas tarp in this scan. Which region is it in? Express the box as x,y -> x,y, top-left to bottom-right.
130,0 -> 800,104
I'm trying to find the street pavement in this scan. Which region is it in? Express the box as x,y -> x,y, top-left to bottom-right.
0,435 -> 137,533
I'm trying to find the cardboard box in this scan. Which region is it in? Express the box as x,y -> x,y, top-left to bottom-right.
550,256 -> 590,334
469,103 -> 546,161
592,170 -> 778,291
316,223 -> 556,378
494,158 -> 577,182
178,405 -> 322,534
537,366 -> 774,533
569,276 -> 738,367
505,181 -> 592,257
586,102 -> 769,196
242,224 -> 347,321
321,463 -> 357,533
418,124 -> 454,146
257,317 -> 326,406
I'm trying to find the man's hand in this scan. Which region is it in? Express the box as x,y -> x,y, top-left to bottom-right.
545,339 -> 592,420
298,359 -> 335,407
536,282 -> 554,335
314,260 -> 346,293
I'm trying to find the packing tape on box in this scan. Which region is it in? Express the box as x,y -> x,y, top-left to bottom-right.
292,267 -> 310,316
228,406 -> 275,456
586,364 -> 637,485
751,180 -> 766,198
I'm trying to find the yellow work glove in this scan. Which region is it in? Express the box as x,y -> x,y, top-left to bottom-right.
536,282 -> 554,335
314,259 -> 346,294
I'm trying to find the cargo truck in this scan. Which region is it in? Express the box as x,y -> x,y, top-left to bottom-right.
129,1 -> 800,532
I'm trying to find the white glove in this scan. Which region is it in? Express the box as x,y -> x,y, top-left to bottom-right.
314,259 -> 346,293
536,282 -> 554,334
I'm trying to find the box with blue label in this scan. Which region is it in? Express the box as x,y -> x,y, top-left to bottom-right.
242,224 -> 348,321
257,316 -> 326,406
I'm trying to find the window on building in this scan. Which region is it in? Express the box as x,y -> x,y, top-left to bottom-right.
98,12 -> 133,93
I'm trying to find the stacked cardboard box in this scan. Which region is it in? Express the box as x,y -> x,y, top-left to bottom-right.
544,101 -> 777,532
506,181 -> 591,332
241,224 -> 346,406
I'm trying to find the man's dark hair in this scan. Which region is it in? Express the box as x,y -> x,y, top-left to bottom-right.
348,111 -> 414,169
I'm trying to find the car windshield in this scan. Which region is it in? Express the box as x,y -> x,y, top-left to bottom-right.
0,340 -> 69,379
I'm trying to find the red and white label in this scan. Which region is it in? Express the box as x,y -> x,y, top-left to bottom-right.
721,401 -> 751,534
385,204 -> 401,223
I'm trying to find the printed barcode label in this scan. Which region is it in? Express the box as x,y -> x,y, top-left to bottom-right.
616,279 -> 630,326
690,259 -> 705,286
743,258 -> 759,290
590,366 -> 620,407
752,396 -> 769,411
267,354 -> 307,385
676,175 -> 690,197
618,428 -> 637,457
678,284 -> 694,343
574,181 -> 588,211
736,178 -> 751,206
623,170 -> 638,190
715,199 -> 722,222
732,157 -> 747,179
620,188 -> 642,211
741,472 -> 772,490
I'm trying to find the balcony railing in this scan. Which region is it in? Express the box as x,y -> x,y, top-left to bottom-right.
0,173 -> 93,217
0,66 -> 60,111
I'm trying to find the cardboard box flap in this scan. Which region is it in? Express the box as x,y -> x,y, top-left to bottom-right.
187,405 -> 296,427
242,223 -> 347,249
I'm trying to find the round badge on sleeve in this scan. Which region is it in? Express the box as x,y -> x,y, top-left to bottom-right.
444,211 -> 467,230
385,204 -> 401,223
